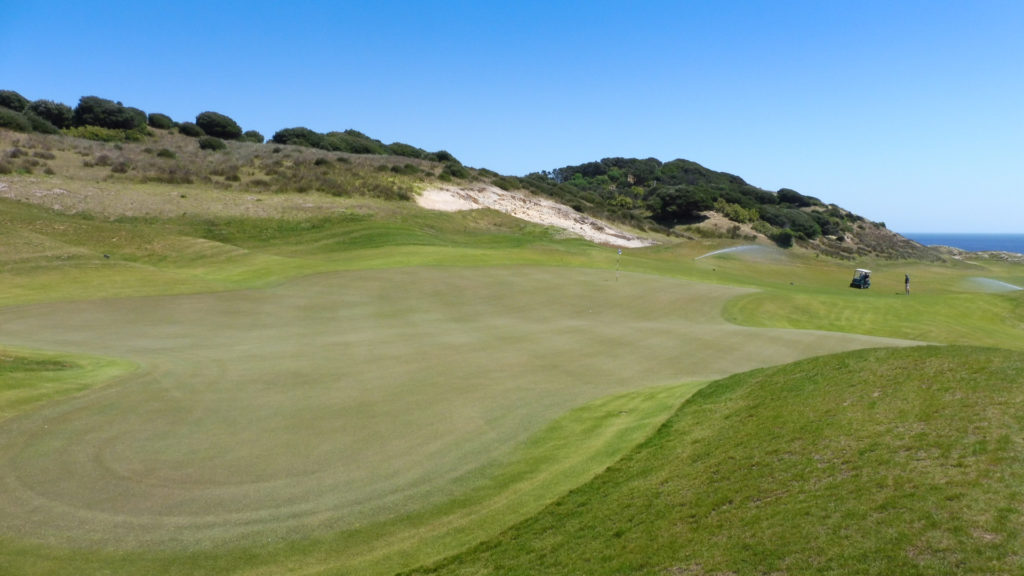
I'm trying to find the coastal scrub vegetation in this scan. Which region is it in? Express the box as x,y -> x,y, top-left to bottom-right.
1,87 -> 913,253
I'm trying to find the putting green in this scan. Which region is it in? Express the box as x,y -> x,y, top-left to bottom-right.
0,267 -> 916,551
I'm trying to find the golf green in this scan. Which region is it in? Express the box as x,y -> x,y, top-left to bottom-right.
0,266 -> 916,550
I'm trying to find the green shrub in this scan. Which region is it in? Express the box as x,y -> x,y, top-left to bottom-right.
125,107 -> 147,129
271,127 -> 325,148
433,150 -> 457,163
23,110 -> 60,134
442,162 -> 470,179
196,111 -> 242,139
156,148 -> 176,159
760,204 -> 821,239
387,142 -> 428,159
148,113 -> 174,130
28,100 -> 73,128
323,130 -> 388,154
390,163 -> 420,175
777,188 -> 822,207
178,122 -> 204,137
772,228 -> 795,248
73,96 -> 145,130
0,107 -> 32,132
492,176 -> 521,191
198,136 -> 226,151
240,129 -> 264,143
64,125 -> 127,142
0,90 -> 29,111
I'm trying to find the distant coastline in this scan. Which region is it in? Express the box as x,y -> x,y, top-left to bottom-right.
903,233 -> 1024,255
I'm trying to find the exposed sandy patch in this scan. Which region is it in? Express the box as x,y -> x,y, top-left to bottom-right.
417,184 -> 656,248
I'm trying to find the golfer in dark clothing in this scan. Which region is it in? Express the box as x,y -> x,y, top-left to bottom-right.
905,273 -> 910,295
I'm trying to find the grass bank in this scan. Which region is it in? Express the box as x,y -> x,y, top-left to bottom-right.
411,346 -> 1024,575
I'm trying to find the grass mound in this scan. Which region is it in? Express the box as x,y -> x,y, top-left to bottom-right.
411,345 -> 1024,575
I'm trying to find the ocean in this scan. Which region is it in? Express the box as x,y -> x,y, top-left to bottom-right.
903,233 -> 1024,254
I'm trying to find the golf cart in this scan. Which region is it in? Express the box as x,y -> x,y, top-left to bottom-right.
850,268 -> 871,289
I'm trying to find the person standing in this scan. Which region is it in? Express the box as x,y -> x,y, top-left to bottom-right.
905,273 -> 910,295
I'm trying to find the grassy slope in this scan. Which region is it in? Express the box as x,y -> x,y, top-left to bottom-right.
3,129 -> 1024,575
0,347 -> 136,421
410,346 -> 1024,576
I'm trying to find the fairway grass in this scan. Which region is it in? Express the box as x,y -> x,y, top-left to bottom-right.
0,266 -> 913,574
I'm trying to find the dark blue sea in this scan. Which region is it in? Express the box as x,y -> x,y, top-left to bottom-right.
903,233 -> 1024,254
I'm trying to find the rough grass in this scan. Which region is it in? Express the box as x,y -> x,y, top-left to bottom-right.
409,346 -> 1024,575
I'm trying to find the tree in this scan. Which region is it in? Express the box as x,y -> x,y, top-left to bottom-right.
72,96 -> 144,130
178,122 -> 204,137
0,107 -> 31,132
271,127 -> 325,148
240,130 -> 264,143
23,110 -> 60,134
777,188 -> 822,207
648,186 -> 713,225
28,100 -> 73,128
198,136 -> 226,151
195,111 -> 242,139
148,112 -> 174,130
0,90 -> 29,111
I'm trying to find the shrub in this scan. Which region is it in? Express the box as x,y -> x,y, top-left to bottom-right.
772,228 -> 795,248
24,110 -> 60,134
64,125 -> 127,142
148,113 -> 174,130
125,107 -> 147,129
777,188 -> 822,207
391,163 -> 420,175
433,150 -> 457,163
387,142 -> 427,159
240,129 -> 264,143
271,127 -> 325,148
442,162 -> 470,179
323,130 -> 388,154
0,107 -> 32,132
196,111 -> 242,139
28,100 -> 73,128
73,96 -> 145,130
178,122 -> 204,137
156,148 -> 176,159
198,136 -> 226,151
0,90 -> 29,111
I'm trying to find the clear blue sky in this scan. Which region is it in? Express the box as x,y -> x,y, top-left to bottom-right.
2,1 -> 1021,233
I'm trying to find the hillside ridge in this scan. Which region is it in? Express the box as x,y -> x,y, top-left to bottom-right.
1,87 -> 939,259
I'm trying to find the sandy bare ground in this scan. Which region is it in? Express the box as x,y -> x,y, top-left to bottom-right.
416,184 -> 656,248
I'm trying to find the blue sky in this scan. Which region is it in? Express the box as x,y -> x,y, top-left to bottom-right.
2,1 -> 1021,233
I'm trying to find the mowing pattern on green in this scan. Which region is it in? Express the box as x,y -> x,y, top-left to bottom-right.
412,346 -> 1024,575
0,267 -> 913,550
